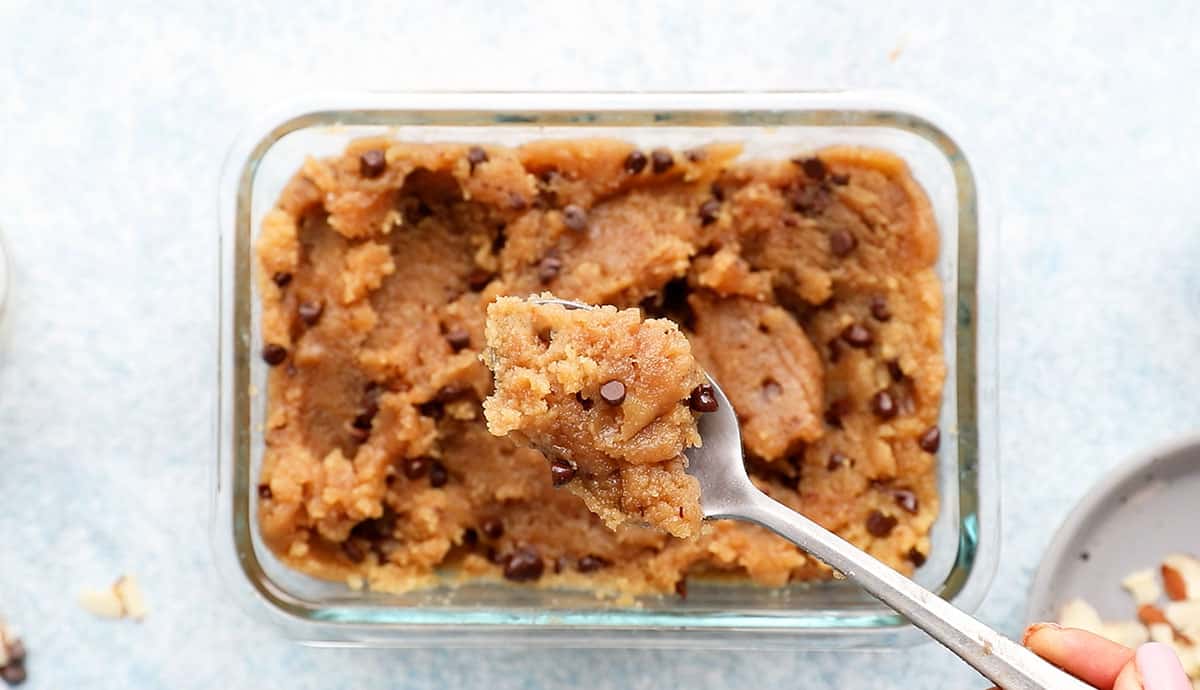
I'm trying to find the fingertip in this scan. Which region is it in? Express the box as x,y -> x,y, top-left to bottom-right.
1135,642 -> 1192,690
1022,621 -> 1063,647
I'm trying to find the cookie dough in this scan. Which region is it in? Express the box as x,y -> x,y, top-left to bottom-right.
481,294 -> 707,539
255,138 -> 944,596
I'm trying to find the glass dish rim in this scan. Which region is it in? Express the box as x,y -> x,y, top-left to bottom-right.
213,90 -> 999,647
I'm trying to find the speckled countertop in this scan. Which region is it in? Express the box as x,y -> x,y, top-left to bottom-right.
2,2 -> 1199,688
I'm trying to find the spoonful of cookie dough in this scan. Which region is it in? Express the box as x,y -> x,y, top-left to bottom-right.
482,294 -> 1090,690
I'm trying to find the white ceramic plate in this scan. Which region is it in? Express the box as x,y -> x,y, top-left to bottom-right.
1027,435 -> 1200,624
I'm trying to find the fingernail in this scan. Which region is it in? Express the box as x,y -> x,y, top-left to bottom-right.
1135,642 -> 1192,690
1021,621 -> 1062,646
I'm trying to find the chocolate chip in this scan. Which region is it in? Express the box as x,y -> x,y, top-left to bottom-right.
537,255 -> 562,284
359,149 -> 386,178
918,426 -> 941,453
577,554 -> 610,572
445,326 -> 471,352
576,391 -> 594,411
790,184 -> 829,216
831,172 -> 850,186
561,204 -> 588,232
827,452 -> 851,471
402,457 -> 430,480
258,484 -> 272,499
887,360 -> 905,382
824,398 -> 850,429
502,547 -> 544,581
261,343 -> 287,366
829,229 -> 857,257
840,323 -> 873,348
907,547 -> 927,567
599,379 -> 626,405
462,528 -> 478,548
417,400 -> 444,420
342,539 -> 366,563
893,489 -> 919,514
624,150 -> 648,174
272,271 -> 292,287
1,663 -> 26,685
795,156 -> 827,181
467,146 -> 488,170
428,460 -> 449,488
871,390 -> 898,420
869,296 -> 892,322
298,300 -> 324,326
507,192 -> 528,211
688,383 -> 718,412
674,578 -> 688,598
651,149 -> 674,174
698,199 -> 722,226
481,518 -> 504,540
550,458 -> 576,486
684,148 -> 705,163
865,510 -> 898,537
467,268 -> 494,292
351,410 -> 374,431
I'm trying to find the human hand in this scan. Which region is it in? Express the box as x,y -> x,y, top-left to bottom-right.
1021,623 -> 1192,690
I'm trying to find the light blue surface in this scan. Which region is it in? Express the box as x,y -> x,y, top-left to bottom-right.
2,2 -> 1198,688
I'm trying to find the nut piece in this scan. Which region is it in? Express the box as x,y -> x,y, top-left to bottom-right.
78,587 -> 124,619
1058,598 -> 1104,634
1123,568 -> 1163,606
1165,600 -> 1200,642
1139,603 -> 1170,626
114,575 -> 147,621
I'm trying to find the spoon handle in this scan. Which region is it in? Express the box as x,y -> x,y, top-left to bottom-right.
731,491 -> 1092,690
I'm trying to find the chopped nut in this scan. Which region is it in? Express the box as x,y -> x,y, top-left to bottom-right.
114,575 -> 147,621
1165,600 -> 1200,642
1163,554 -> 1200,601
1139,603 -> 1170,626
1123,568 -> 1162,605
78,587 -> 125,619
1058,598 -> 1103,634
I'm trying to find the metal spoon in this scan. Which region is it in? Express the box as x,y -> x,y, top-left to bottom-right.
531,298 -> 1089,690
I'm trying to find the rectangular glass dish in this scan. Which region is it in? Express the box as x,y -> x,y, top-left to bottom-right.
213,91 -> 998,648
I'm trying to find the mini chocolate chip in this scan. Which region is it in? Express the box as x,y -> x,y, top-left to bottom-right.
298,300 -> 324,326
577,554 -> 610,572
507,192 -> 527,210
869,296 -> 892,322
272,271 -> 292,287
824,398 -> 849,429
462,528 -> 478,548
887,360 -> 905,382
831,172 -> 850,186
688,383 -> 718,412
599,379 -> 626,405
561,204 -> 588,232
417,399 -> 444,419
576,391 -> 594,411
445,326 -> 471,352
651,149 -> 674,174
258,484 -> 272,499
827,452 -> 851,471
795,156 -> 827,181
261,343 -> 287,366
403,457 -> 430,480
550,458 -> 576,486
698,199 -> 722,226
481,518 -> 504,540
467,268 -> 494,291
675,578 -> 688,598
684,148 -> 705,163
342,539 -> 366,563
918,426 -> 941,453
435,384 -> 469,403
537,255 -> 562,284
467,146 -> 488,170
428,460 -> 449,488
841,323 -> 873,348
907,547 -> 927,567
893,489 -> 919,514
359,149 -> 386,178
502,547 -> 545,581
871,390 -> 898,420
351,411 -> 374,431
624,150 -> 648,174
865,510 -> 898,537
1,663 -> 26,685
829,229 -> 857,257
790,184 -> 829,216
